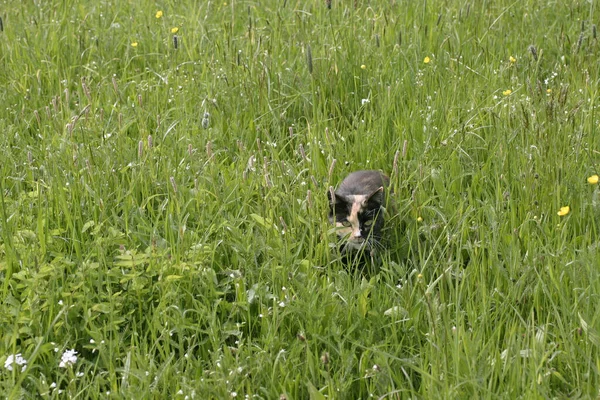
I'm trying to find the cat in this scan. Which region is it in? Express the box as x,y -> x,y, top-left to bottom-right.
328,170 -> 390,257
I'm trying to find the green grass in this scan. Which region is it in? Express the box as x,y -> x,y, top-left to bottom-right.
1,0 -> 600,398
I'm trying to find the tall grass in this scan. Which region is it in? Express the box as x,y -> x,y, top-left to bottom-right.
1,0 -> 600,397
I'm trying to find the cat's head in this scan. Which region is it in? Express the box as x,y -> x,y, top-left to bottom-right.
328,171 -> 388,253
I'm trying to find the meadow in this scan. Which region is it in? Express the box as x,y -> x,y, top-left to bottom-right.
1,0 -> 600,398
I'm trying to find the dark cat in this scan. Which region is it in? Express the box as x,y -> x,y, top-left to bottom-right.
328,170 -> 390,256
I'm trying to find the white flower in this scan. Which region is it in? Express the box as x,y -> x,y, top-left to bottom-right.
59,349 -> 78,368
4,353 -> 27,372
361,98 -> 370,105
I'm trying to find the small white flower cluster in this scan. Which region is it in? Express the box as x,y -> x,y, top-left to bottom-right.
59,349 -> 78,368
4,348 -> 80,376
4,353 -> 27,372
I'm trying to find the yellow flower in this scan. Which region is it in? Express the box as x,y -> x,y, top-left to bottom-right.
502,89 -> 512,96
546,88 -> 552,94
171,27 -> 179,34
416,216 -> 423,222
155,10 -> 163,19
557,206 -> 570,216
360,64 -> 366,70
423,56 -> 431,64
588,174 -> 599,184
509,56 -> 516,63
131,42 -> 138,47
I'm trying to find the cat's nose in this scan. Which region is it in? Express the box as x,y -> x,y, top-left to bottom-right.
352,230 -> 362,238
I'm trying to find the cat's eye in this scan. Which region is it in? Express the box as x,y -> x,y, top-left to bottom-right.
363,219 -> 374,227
341,221 -> 352,227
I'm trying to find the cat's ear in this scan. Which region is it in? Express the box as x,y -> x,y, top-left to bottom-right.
366,186 -> 384,205
327,187 -> 346,206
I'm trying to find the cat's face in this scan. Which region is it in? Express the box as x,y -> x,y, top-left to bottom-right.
328,171 -> 389,253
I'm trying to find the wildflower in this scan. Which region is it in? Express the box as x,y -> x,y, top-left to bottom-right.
4,353 -> 27,372
417,216 -> 423,222
59,349 -> 78,368
361,98 -> 370,105
546,88 -> 552,94
155,10 -> 163,19
509,56 -> 516,63
131,42 -> 138,47
557,206 -> 570,216
360,64 -> 366,70
588,174 -> 599,184
502,89 -> 512,96
171,27 -> 179,34
423,56 -> 431,64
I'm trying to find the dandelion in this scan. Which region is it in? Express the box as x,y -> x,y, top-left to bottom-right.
557,206 -> 570,216
546,88 -> 552,94
4,353 -> 27,372
588,175 -> 599,184
502,89 -> 512,96
171,27 -> 179,34
59,349 -> 78,368
155,10 -> 163,18
509,56 -> 516,63
423,56 -> 431,64
360,64 -> 366,70
131,42 -> 138,47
